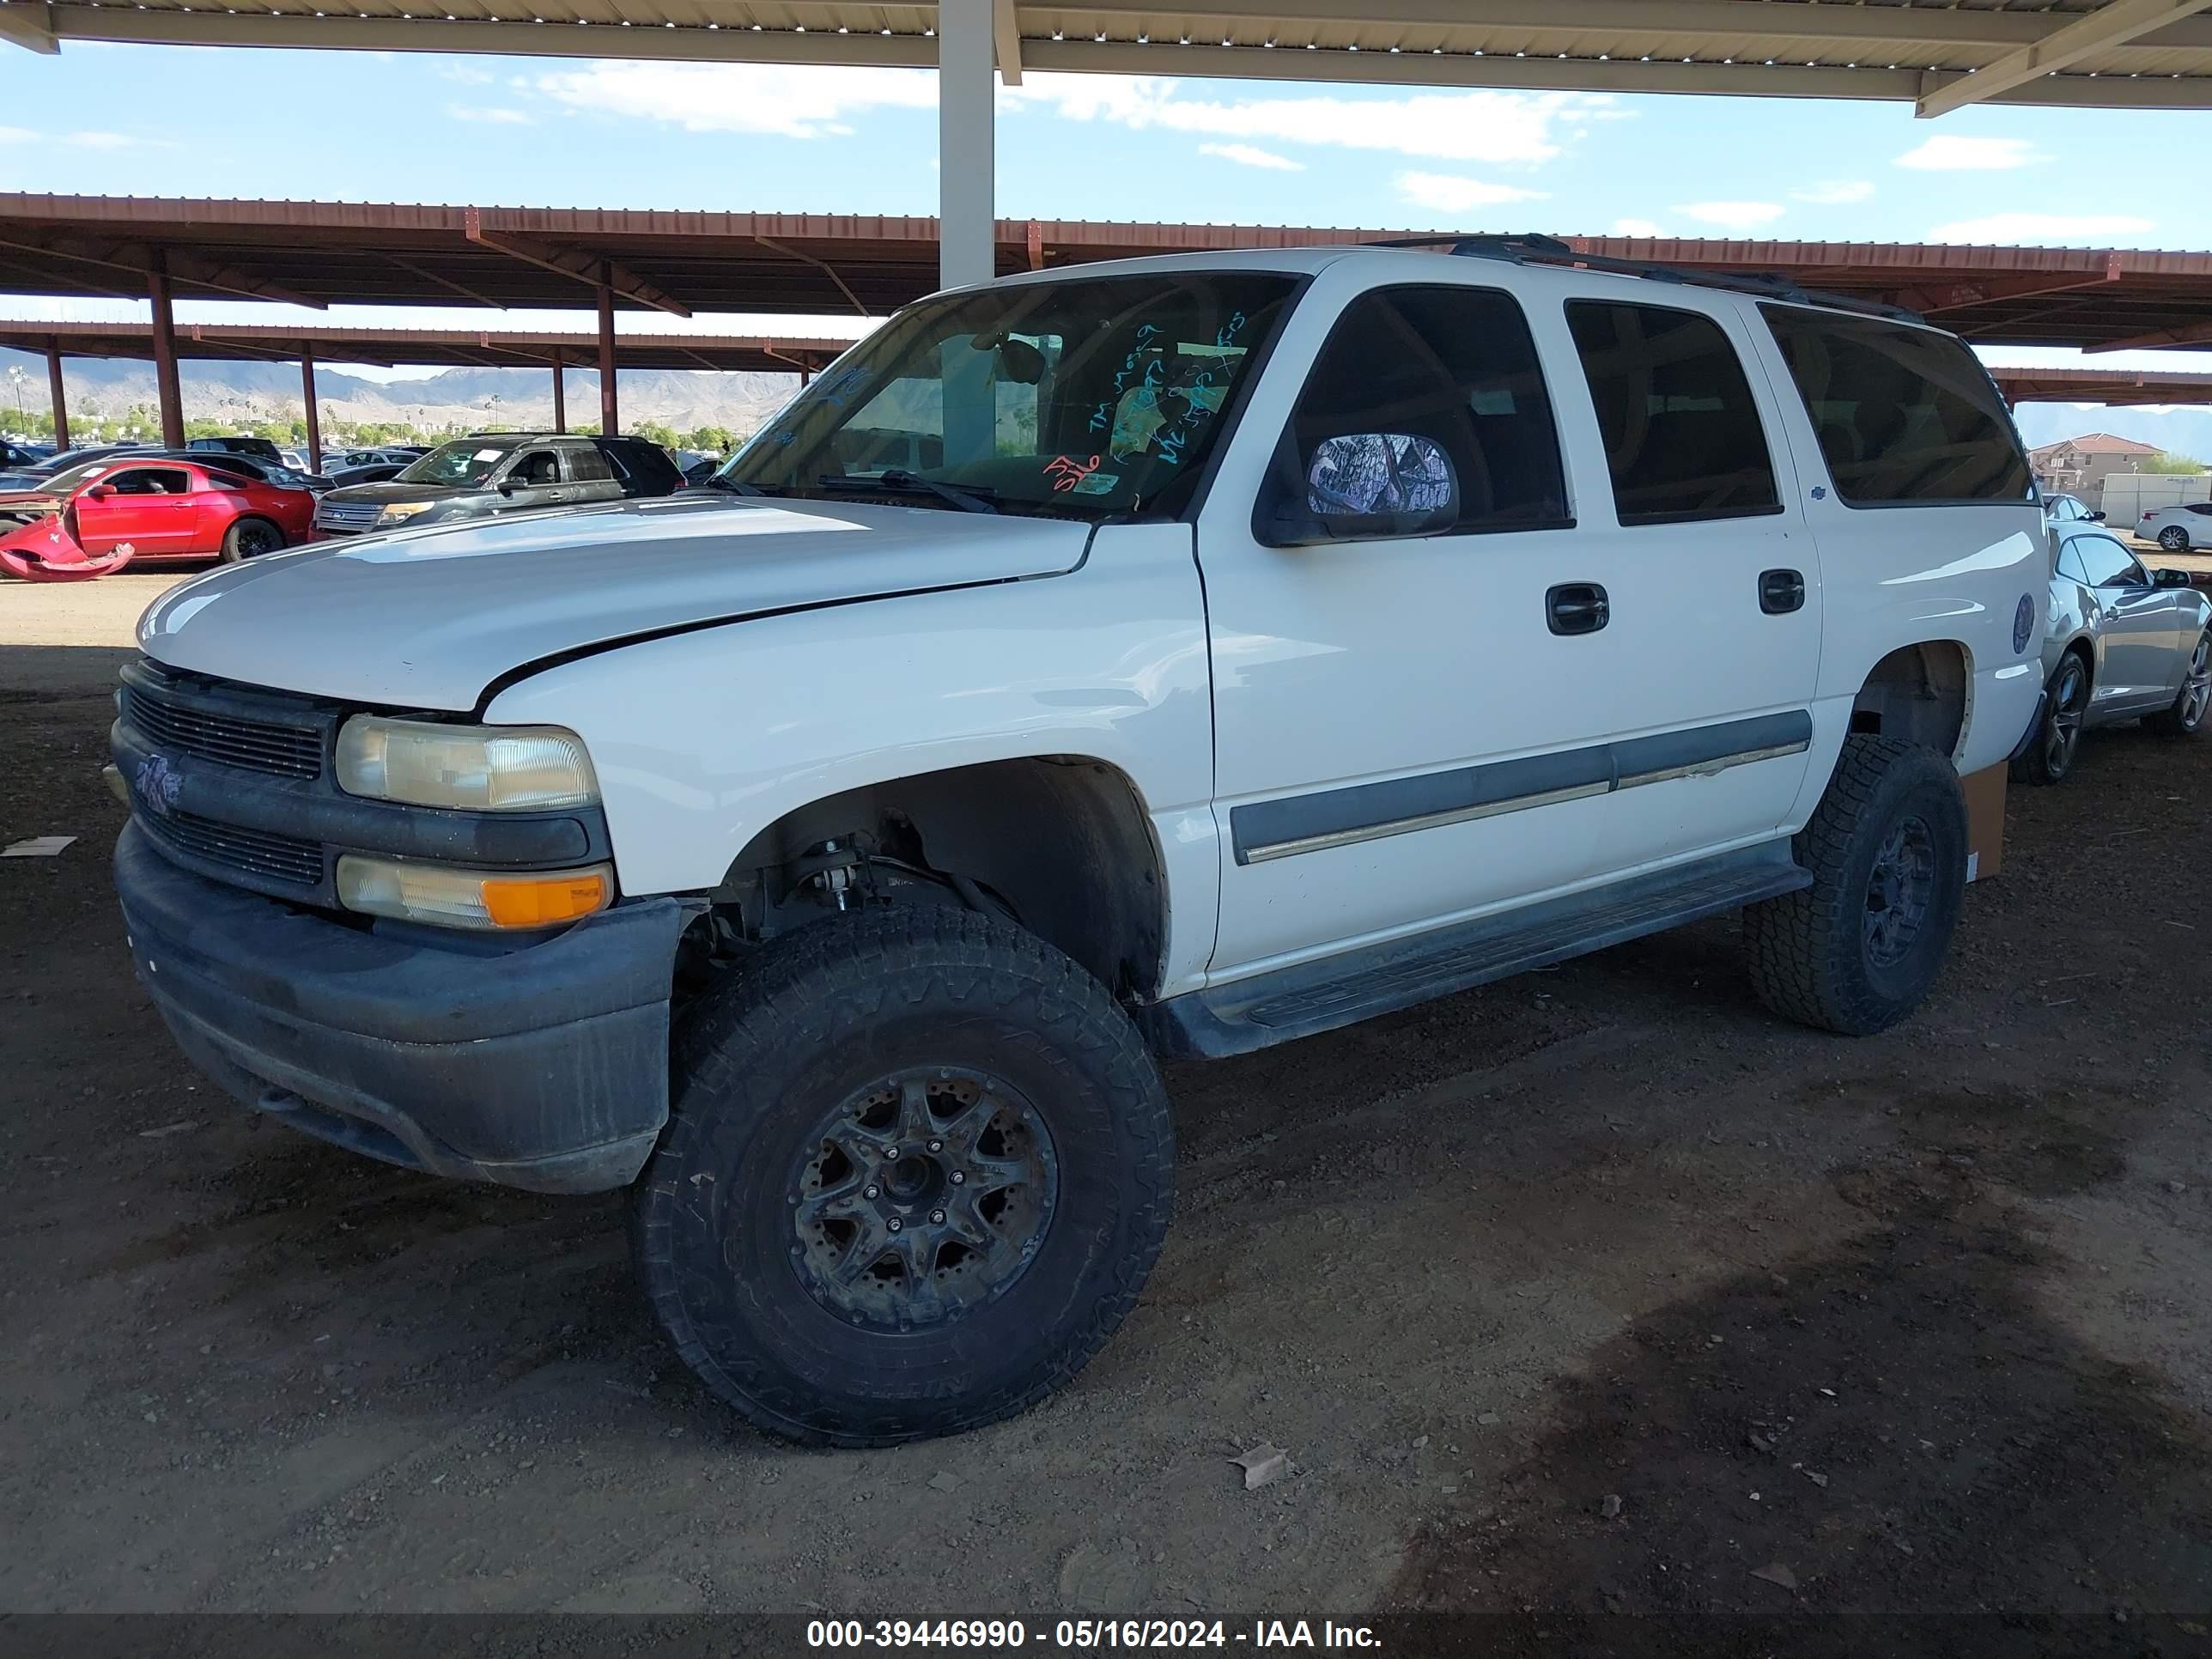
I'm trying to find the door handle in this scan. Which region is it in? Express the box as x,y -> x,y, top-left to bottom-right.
1546,582 -> 1610,636
1759,568 -> 1806,615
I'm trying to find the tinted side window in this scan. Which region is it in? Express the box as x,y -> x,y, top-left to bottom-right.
564,446 -> 614,483
2068,531 -> 2145,588
107,467 -> 192,495
510,449 -> 561,487
1760,306 -> 2033,507
1285,284 -> 1569,535
1565,301 -> 1779,526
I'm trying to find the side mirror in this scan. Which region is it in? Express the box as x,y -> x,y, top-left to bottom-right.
2154,568 -> 2197,589
83,483 -> 112,501
1268,433 -> 1458,547
2087,509 -> 2107,522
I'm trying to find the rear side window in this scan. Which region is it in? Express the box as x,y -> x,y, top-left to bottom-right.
1565,301 -> 1780,526
1285,284 -> 1570,536
1760,306 -> 2033,507
564,446 -> 614,483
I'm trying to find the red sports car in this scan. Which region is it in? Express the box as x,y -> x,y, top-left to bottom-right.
0,456 -> 314,582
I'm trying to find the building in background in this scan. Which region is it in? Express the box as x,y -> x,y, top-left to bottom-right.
2029,433 -> 2160,499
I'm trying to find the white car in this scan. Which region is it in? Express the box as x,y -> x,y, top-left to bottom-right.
2140,501 -> 2212,551
111,239 -> 2047,1445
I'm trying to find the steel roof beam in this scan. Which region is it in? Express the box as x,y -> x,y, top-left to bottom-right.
0,230 -> 323,308
462,210 -> 692,318
0,3 -> 57,52
1917,0 -> 2212,118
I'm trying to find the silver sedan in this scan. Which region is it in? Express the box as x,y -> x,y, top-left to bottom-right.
2016,524 -> 2212,785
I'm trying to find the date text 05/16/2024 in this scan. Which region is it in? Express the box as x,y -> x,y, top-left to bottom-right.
805,1620 -> 1382,1650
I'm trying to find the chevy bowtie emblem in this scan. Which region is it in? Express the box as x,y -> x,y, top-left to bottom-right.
134,752 -> 182,817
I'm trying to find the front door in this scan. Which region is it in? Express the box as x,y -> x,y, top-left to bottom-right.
72,465 -> 199,557
497,447 -> 571,514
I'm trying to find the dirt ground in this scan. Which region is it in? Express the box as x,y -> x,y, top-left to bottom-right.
4,573 -> 2211,1650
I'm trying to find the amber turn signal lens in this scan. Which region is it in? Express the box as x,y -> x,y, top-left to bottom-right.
480,870 -> 611,929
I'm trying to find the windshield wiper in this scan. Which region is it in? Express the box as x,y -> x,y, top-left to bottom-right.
816,471 -> 1000,515
698,474 -> 778,496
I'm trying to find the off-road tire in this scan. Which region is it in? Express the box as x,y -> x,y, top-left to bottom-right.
2145,629 -> 2212,738
631,907 -> 1174,1447
1744,735 -> 1968,1036
219,516 -> 284,562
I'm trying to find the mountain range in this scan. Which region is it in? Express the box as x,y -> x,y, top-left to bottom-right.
5,344 -> 2210,462
0,348 -> 805,437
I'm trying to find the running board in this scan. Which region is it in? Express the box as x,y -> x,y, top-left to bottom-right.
1139,843 -> 1809,1059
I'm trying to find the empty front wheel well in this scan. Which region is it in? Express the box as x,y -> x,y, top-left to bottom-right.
709,757 -> 1168,1002
1847,641 -> 1968,761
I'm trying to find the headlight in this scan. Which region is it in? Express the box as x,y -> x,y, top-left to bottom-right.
375,501 -> 438,526
336,718 -> 599,811
337,855 -> 612,931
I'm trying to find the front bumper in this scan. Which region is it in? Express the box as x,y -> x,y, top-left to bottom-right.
116,823 -> 696,1194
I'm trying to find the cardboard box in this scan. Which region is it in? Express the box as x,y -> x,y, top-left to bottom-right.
1960,762 -> 2006,882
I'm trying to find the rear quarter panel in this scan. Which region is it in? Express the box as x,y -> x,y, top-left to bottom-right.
1733,307 -> 2045,809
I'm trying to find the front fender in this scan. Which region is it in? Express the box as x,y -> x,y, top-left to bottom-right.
485,522 -> 1223,994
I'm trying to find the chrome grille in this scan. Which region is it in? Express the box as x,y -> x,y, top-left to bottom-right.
125,684 -> 322,780
313,500 -> 382,533
146,810 -> 322,887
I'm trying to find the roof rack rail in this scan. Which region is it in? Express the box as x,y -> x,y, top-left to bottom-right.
1365,232 -> 1923,325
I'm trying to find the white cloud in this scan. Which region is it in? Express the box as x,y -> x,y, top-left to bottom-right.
447,106 -> 534,125
1790,180 -> 1875,204
1895,136 -> 2042,172
537,63 -> 936,137
1198,142 -> 1304,172
66,131 -> 147,150
1611,217 -> 1665,239
1925,213 -> 2155,245
0,125 -> 33,144
1004,76 -> 1619,165
1673,201 -> 1786,232
1395,172 -> 1550,214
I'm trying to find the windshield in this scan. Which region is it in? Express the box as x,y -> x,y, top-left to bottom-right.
28,460 -> 127,495
397,439 -> 520,489
722,270 -> 1298,517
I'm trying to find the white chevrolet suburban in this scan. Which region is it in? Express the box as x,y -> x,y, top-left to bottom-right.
112,238 -> 2047,1445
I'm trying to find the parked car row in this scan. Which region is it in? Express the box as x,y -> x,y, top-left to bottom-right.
0,431 -> 687,580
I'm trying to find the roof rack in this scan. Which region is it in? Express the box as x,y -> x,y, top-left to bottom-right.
1368,233 -> 1924,325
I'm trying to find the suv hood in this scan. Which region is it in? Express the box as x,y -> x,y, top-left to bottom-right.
320,479 -> 471,505
140,495 -> 1094,710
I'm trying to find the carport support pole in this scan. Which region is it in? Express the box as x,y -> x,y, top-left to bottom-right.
301,344 -> 322,474
596,268 -> 618,436
551,349 -> 567,434
146,255 -> 185,449
45,337 -> 68,452
938,0 -> 994,290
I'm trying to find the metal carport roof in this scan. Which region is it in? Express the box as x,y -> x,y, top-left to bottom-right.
7,1 -> 2212,116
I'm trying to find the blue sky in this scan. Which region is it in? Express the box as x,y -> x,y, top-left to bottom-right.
3,43 -> 2210,380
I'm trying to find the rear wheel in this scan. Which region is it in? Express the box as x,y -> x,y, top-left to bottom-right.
2147,629 -> 2212,737
2160,526 -> 2192,553
2012,650 -> 2089,787
631,907 -> 1174,1447
219,516 -> 285,562
1744,736 -> 1968,1036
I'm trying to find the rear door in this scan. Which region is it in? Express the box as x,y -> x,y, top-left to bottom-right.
1553,291 -> 1825,879
559,441 -> 625,506
71,465 -> 199,556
